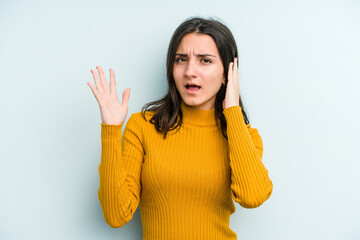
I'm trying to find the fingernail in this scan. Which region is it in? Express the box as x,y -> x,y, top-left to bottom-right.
236,57 -> 238,60
90,69 -> 92,73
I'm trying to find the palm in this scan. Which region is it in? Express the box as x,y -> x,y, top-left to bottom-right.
99,95 -> 127,125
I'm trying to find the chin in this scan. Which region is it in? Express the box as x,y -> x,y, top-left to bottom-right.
182,99 -> 200,107
183,99 -> 213,110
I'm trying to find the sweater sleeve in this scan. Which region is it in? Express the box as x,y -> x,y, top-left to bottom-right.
223,106 -> 273,209
98,114 -> 144,228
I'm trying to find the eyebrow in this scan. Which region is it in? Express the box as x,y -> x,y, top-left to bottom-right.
175,53 -> 216,58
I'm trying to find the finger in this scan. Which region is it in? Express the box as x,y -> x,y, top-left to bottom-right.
109,68 -> 118,99
233,58 -> 240,93
234,57 -> 238,73
234,57 -> 239,81
121,88 -> 131,105
228,61 -> 233,82
96,66 -> 109,93
87,81 -> 100,102
91,68 -> 103,92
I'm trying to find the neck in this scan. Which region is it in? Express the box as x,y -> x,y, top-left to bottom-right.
180,102 -> 218,127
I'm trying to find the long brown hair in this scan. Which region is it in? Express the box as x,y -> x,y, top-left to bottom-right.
141,17 -> 250,139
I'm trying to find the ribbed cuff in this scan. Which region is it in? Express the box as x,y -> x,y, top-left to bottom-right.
223,105 -> 242,113
223,106 -> 247,127
101,123 -> 124,142
222,105 -> 252,149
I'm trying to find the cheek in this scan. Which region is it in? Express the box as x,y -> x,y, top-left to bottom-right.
172,67 -> 182,81
209,69 -> 224,89
172,69 -> 179,83
172,71 -> 183,92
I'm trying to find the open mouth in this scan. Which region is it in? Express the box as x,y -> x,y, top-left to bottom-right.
185,83 -> 201,90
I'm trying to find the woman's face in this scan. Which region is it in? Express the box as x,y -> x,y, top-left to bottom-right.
173,33 -> 225,110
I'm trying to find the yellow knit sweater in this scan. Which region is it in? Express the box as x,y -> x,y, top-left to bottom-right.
98,102 -> 273,239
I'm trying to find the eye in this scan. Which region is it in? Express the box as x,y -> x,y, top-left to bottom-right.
175,57 -> 187,63
201,58 -> 212,63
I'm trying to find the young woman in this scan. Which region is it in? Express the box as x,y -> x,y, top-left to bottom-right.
88,17 -> 273,240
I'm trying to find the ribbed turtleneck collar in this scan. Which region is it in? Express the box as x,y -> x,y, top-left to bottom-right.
180,102 -> 218,127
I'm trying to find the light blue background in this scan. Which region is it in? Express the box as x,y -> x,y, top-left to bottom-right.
1,0 -> 359,239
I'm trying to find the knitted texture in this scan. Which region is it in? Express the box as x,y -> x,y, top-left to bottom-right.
98,102 -> 273,239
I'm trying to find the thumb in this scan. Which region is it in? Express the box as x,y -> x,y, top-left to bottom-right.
122,88 -> 131,105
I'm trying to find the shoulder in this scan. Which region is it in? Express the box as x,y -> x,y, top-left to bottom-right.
125,110 -> 156,129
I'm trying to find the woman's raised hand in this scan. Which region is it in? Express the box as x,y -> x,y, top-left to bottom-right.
87,66 -> 130,125
223,57 -> 240,110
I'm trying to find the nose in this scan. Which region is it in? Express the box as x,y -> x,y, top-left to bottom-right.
185,58 -> 197,79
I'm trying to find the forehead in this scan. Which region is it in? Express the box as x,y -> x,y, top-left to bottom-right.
176,33 -> 219,55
